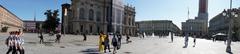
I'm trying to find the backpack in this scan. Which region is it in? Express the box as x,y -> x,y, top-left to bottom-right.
112,36 -> 117,43
5,36 -> 13,45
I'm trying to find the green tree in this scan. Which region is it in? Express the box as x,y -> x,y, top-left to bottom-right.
42,10 -> 60,32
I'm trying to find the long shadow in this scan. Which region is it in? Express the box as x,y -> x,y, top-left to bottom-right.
75,44 -> 98,46
80,48 -> 100,54
25,42 -> 37,44
44,41 -> 54,46
227,51 -> 233,54
124,51 -> 132,54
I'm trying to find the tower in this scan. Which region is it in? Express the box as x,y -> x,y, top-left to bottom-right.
197,0 -> 208,35
197,0 -> 208,21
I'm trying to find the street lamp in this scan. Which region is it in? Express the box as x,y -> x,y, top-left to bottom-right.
63,8 -> 68,36
222,8 -> 239,53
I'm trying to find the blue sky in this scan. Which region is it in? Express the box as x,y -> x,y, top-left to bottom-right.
1,0 -> 240,28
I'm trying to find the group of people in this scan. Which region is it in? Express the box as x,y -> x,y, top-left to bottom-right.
183,33 -> 197,48
5,31 -> 25,54
38,31 -> 62,44
99,31 -> 122,54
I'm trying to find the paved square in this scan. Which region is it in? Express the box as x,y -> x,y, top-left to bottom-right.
0,33 -> 239,54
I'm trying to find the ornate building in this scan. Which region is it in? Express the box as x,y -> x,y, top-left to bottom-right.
64,0 -> 109,34
62,0 -> 136,35
123,5 -> 136,36
0,5 -> 23,32
112,0 -> 124,34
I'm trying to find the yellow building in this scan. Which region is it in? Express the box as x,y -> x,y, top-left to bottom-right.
0,5 -> 23,32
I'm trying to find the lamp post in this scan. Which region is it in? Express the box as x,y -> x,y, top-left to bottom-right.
63,8 -> 67,36
222,3 -> 239,53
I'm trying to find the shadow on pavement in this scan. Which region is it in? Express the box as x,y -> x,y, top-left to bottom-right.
26,41 -> 37,44
124,51 -> 132,54
47,39 -> 55,41
44,41 -> 54,46
80,48 -> 100,54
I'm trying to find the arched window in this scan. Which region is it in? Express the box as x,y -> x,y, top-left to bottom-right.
79,8 -> 85,19
89,9 -> 94,21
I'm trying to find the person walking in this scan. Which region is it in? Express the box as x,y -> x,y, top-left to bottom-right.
183,33 -> 189,48
55,32 -> 61,43
82,31 -> 87,41
99,31 -> 106,53
6,32 -> 14,54
112,33 -> 118,54
116,32 -> 122,50
39,32 -> 44,44
193,35 -> 196,47
126,34 -> 131,43
11,31 -> 18,54
171,33 -> 174,43
104,34 -> 111,53
16,32 -> 25,54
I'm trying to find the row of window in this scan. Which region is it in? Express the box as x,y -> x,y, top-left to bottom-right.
78,8 -> 102,22
0,9 -> 23,27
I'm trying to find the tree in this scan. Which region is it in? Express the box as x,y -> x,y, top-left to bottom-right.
1,26 -> 9,32
42,10 -> 60,33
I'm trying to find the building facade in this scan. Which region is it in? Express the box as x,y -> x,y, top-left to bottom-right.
209,8 -> 240,41
23,20 -> 44,33
136,20 -> 180,36
182,19 -> 206,37
112,0 -> 124,34
63,0 -> 109,34
63,0 -> 135,35
182,0 -> 208,37
209,13 -> 228,35
0,5 -> 23,32
122,5 -> 136,36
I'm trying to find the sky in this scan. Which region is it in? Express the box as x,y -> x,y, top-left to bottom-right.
1,0 -> 240,29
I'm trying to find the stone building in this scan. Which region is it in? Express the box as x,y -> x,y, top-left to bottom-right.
62,0 -> 111,34
23,20 -> 44,33
209,8 -> 240,41
182,19 -> 206,37
112,0 -> 124,34
62,0 -> 136,35
136,20 -> 180,36
123,5 -> 136,36
0,5 -> 23,32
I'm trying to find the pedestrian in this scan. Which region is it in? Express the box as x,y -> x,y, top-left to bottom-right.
126,34 -> 130,43
82,31 -> 87,41
112,33 -> 118,54
183,33 -> 189,48
116,32 -> 122,50
193,35 -> 196,47
11,31 -> 18,54
171,33 -> 173,42
6,32 -> 14,54
212,35 -> 216,42
15,31 -> 25,54
55,32 -> 61,43
104,34 -> 111,53
39,32 -> 44,44
99,31 -> 106,53
143,32 -> 146,38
